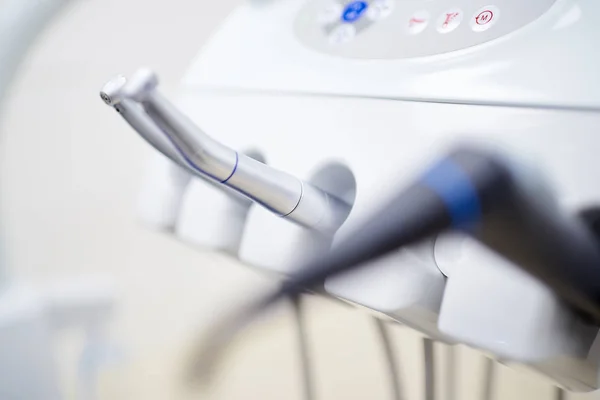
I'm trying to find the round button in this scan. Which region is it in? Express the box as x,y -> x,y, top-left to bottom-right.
407,10 -> 430,35
436,9 -> 463,33
471,5 -> 500,32
367,0 -> 394,21
318,3 -> 343,25
342,1 -> 369,23
328,24 -> 357,45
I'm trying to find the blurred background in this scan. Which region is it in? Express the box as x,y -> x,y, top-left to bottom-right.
1,0 -> 598,399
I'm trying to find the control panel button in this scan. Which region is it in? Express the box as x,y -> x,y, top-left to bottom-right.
318,3 -> 343,25
342,1 -> 369,23
367,0 -> 394,21
407,10 -> 430,35
436,9 -> 463,33
471,6 -> 500,32
296,0 -> 558,59
328,23 -> 357,44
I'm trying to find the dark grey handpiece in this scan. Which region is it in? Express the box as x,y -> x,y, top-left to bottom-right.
267,146 -> 600,323
102,69 -> 351,234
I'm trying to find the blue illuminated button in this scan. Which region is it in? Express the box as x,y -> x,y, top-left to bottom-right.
342,1 -> 369,23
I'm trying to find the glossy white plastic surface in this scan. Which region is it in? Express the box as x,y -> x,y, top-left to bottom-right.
240,204 -> 332,272
184,0 -> 598,110
437,235 -> 598,390
324,242 -> 449,341
176,179 -> 250,255
137,153 -> 191,231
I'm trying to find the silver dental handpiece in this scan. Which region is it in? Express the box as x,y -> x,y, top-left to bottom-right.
101,69 -> 351,234
100,76 -> 249,205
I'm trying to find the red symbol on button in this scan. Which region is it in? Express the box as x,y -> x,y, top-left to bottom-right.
475,10 -> 494,25
443,12 -> 460,28
409,17 -> 426,27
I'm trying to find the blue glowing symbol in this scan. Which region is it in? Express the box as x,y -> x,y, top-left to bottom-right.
342,1 -> 369,23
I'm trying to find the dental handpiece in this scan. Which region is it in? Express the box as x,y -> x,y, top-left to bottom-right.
102,69 -> 351,234
100,76 -> 249,205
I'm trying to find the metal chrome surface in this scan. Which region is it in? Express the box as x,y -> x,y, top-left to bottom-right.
104,69 -> 351,233
100,76 -> 248,203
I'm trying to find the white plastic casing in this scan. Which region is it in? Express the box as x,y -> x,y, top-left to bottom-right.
176,179 -> 250,255
152,0 -> 600,390
137,153 -> 191,231
240,161 -> 356,272
437,235 -> 598,362
324,240 -> 449,341
240,205 -> 333,273
184,0 -> 600,110
436,233 -> 600,390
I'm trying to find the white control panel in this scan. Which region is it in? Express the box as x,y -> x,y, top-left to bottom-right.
295,0 -> 557,58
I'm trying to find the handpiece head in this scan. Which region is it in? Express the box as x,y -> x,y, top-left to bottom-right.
100,75 -> 127,106
122,68 -> 159,102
